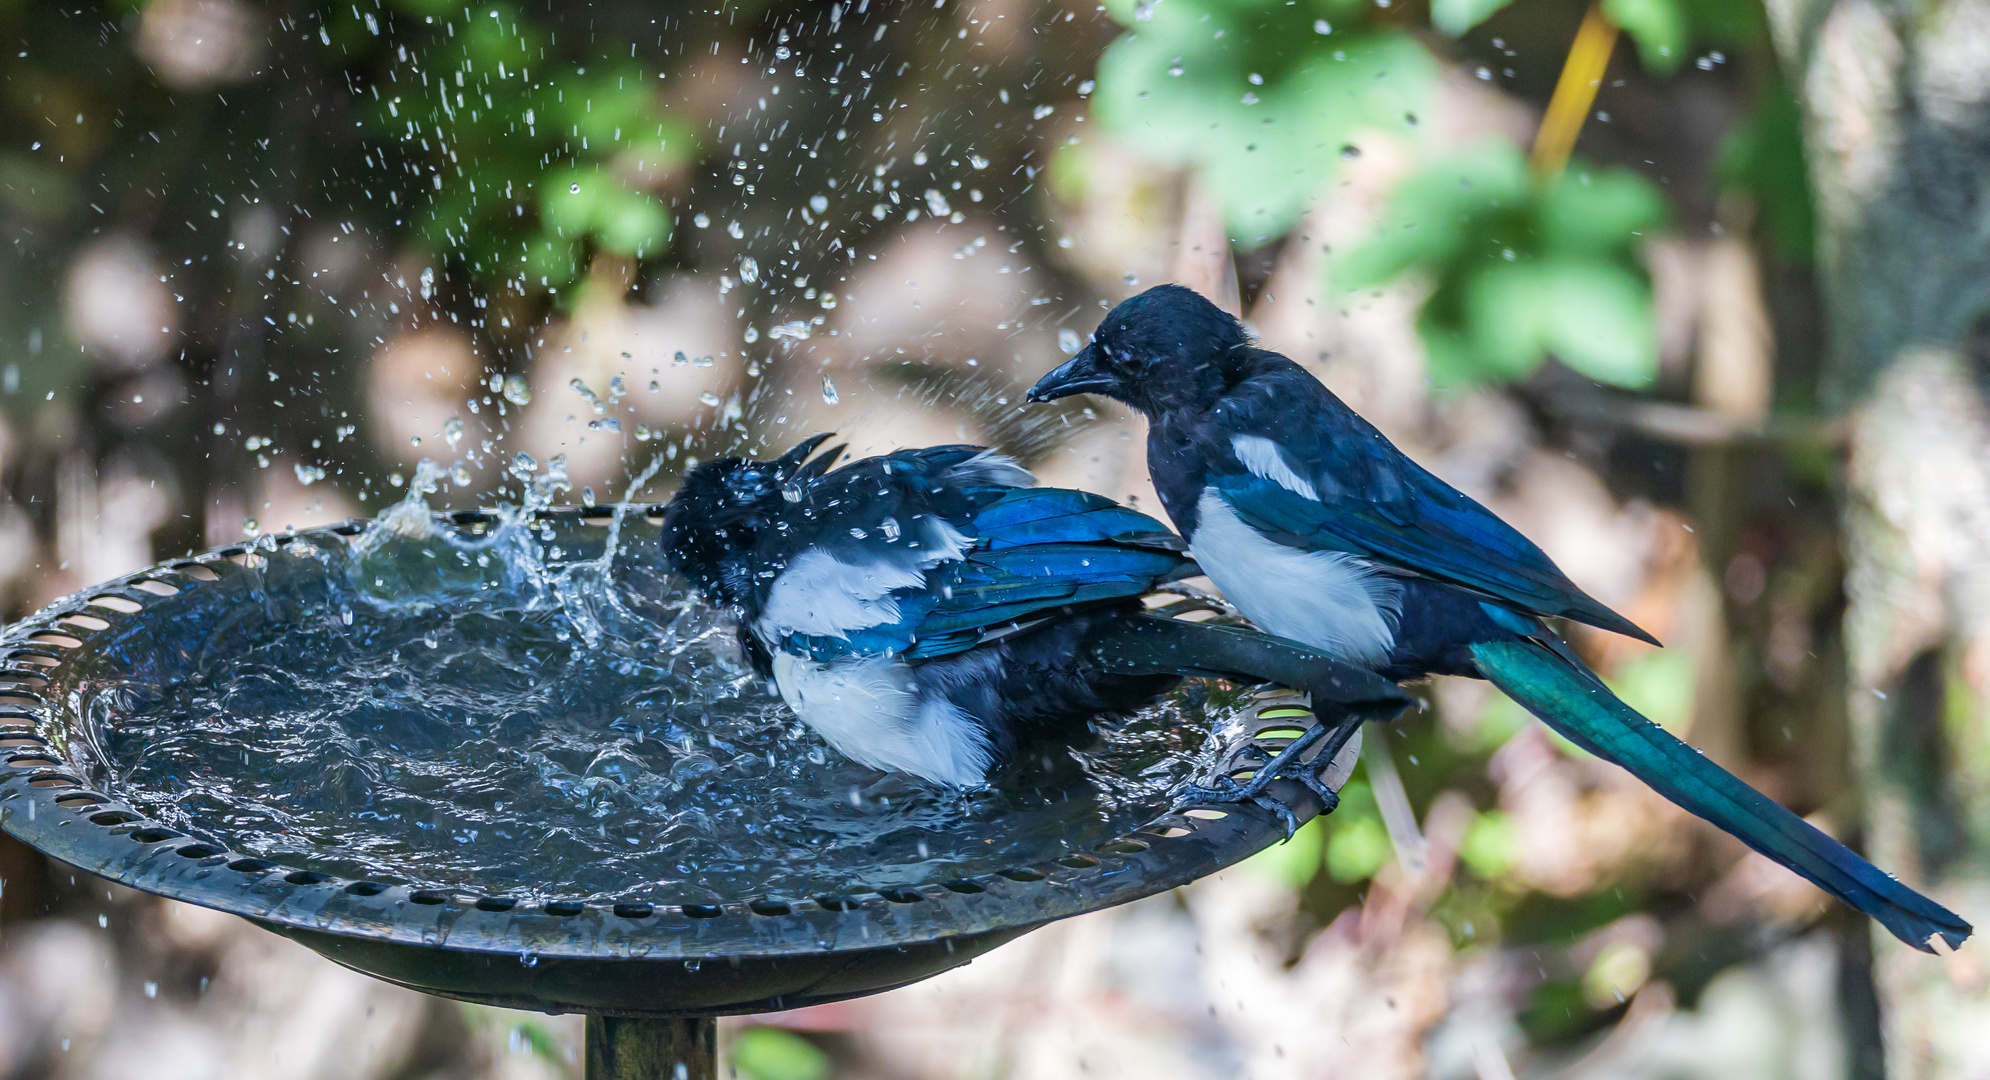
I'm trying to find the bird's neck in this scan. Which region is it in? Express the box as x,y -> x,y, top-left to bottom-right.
1146,414 -> 1212,539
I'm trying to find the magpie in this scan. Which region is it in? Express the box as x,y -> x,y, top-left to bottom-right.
1027,283 -> 1970,952
658,433 -> 1410,795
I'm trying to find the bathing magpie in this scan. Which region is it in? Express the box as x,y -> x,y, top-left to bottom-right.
659,433 -> 1410,793
1027,284 -> 1970,952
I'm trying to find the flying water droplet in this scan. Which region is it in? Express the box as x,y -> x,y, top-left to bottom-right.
242,517 -> 259,537
294,464 -> 326,486
1059,328 -> 1084,354
739,256 -> 759,283
569,378 -> 606,414
810,194 -> 829,213
821,375 -> 839,405
1133,0 -> 1154,20
502,376 -> 532,406
588,418 -> 622,432
924,189 -> 951,216
727,220 -> 744,239
1314,18 -> 1331,33
443,417 -> 464,448
569,182 -> 581,194
699,391 -> 722,407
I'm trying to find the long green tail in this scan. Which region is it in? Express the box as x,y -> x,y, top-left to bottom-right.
1471,638 -> 1971,953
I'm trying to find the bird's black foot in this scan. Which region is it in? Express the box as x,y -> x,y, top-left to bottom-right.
1171,718 -> 1356,837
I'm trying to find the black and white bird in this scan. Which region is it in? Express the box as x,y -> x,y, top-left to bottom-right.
1026,283 -> 1970,952
658,434 -> 1407,790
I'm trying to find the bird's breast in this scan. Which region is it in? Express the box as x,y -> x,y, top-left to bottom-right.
1187,490 -> 1402,669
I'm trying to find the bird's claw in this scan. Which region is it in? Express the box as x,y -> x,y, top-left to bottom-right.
1171,717 -> 1354,838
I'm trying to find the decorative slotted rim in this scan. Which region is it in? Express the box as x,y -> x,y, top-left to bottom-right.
0,507 -> 1341,962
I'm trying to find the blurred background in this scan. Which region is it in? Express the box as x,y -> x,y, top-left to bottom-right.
5,0 -> 1989,1076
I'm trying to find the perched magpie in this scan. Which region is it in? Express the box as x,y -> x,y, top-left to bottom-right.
658,433 -> 1408,792
1027,283 -> 1971,952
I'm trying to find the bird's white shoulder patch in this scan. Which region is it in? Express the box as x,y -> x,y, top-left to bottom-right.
756,518 -> 973,640
1189,490 -> 1400,667
1231,435 -> 1320,501
771,652 -> 993,786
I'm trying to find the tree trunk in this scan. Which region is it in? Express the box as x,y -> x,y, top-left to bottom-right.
1770,1 -> 1990,1075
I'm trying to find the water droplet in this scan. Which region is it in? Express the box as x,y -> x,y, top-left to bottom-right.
739,256 -> 759,283
727,220 -> 744,239
569,182 -> 581,194
1314,18 -> 1331,33
1247,73 -> 1263,85
693,213 -> 710,228
588,417 -> 622,432
1059,328 -> 1084,354
1032,104 -> 1055,120
510,452 -> 537,479
924,189 -> 951,216
969,154 -> 989,170
502,376 -> 532,406
879,516 -> 900,540
743,326 -> 760,343
451,463 -> 472,487
774,45 -> 790,59
1124,272 -> 1140,285
294,463 -> 325,486
810,194 -> 829,213
443,417 -> 464,448
1241,92 -> 1259,105
821,374 -> 839,405
241,517 -> 259,537
1340,144 -> 1361,159
1134,0 -> 1154,20
699,391 -> 721,407
1169,57 -> 1185,77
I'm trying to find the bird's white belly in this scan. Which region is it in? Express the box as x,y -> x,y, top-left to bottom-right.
1188,490 -> 1401,668
770,652 -> 993,787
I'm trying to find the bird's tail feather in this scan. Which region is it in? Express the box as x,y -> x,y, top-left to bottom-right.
1470,638 -> 1971,953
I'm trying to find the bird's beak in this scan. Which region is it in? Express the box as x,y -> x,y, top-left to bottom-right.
1026,344 -> 1114,403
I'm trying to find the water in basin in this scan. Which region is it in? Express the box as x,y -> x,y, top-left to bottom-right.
80,489 -> 1241,904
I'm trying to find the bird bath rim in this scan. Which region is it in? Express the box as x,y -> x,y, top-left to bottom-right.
0,506 -> 1348,1017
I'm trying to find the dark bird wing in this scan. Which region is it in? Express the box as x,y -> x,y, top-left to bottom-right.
907,488 -> 1197,660
1205,360 -> 1658,645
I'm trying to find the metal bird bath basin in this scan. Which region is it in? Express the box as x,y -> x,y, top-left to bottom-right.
0,505 -> 1355,1078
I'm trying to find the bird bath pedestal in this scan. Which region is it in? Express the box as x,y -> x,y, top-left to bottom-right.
0,509 -> 1357,1079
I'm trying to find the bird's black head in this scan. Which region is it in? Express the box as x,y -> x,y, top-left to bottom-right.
659,433 -> 839,608
1026,284 -> 1247,416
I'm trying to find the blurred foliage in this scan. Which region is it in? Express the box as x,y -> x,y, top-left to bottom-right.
352,2 -> 694,295
1437,0 -> 1766,75
1716,80 -> 1815,263
1337,141 -> 1668,388
1091,0 -> 1431,243
731,1026 -> 831,1080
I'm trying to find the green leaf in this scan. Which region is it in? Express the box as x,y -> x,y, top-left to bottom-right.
594,190 -> 671,257
1093,1 -> 1432,241
1462,258 -> 1557,380
1603,0 -> 1687,74
1245,815 -> 1326,887
1430,0 -> 1516,36
1326,816 -> 1392,882
1536,168 -> 1667,255
1336,140 -> 1530,289
1533,257 -> 1658,387
731,1028 -> 829,1080
1715,82 -> 1814,263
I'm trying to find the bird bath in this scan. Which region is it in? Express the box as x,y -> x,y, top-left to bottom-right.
0,504 -> 1363,1078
